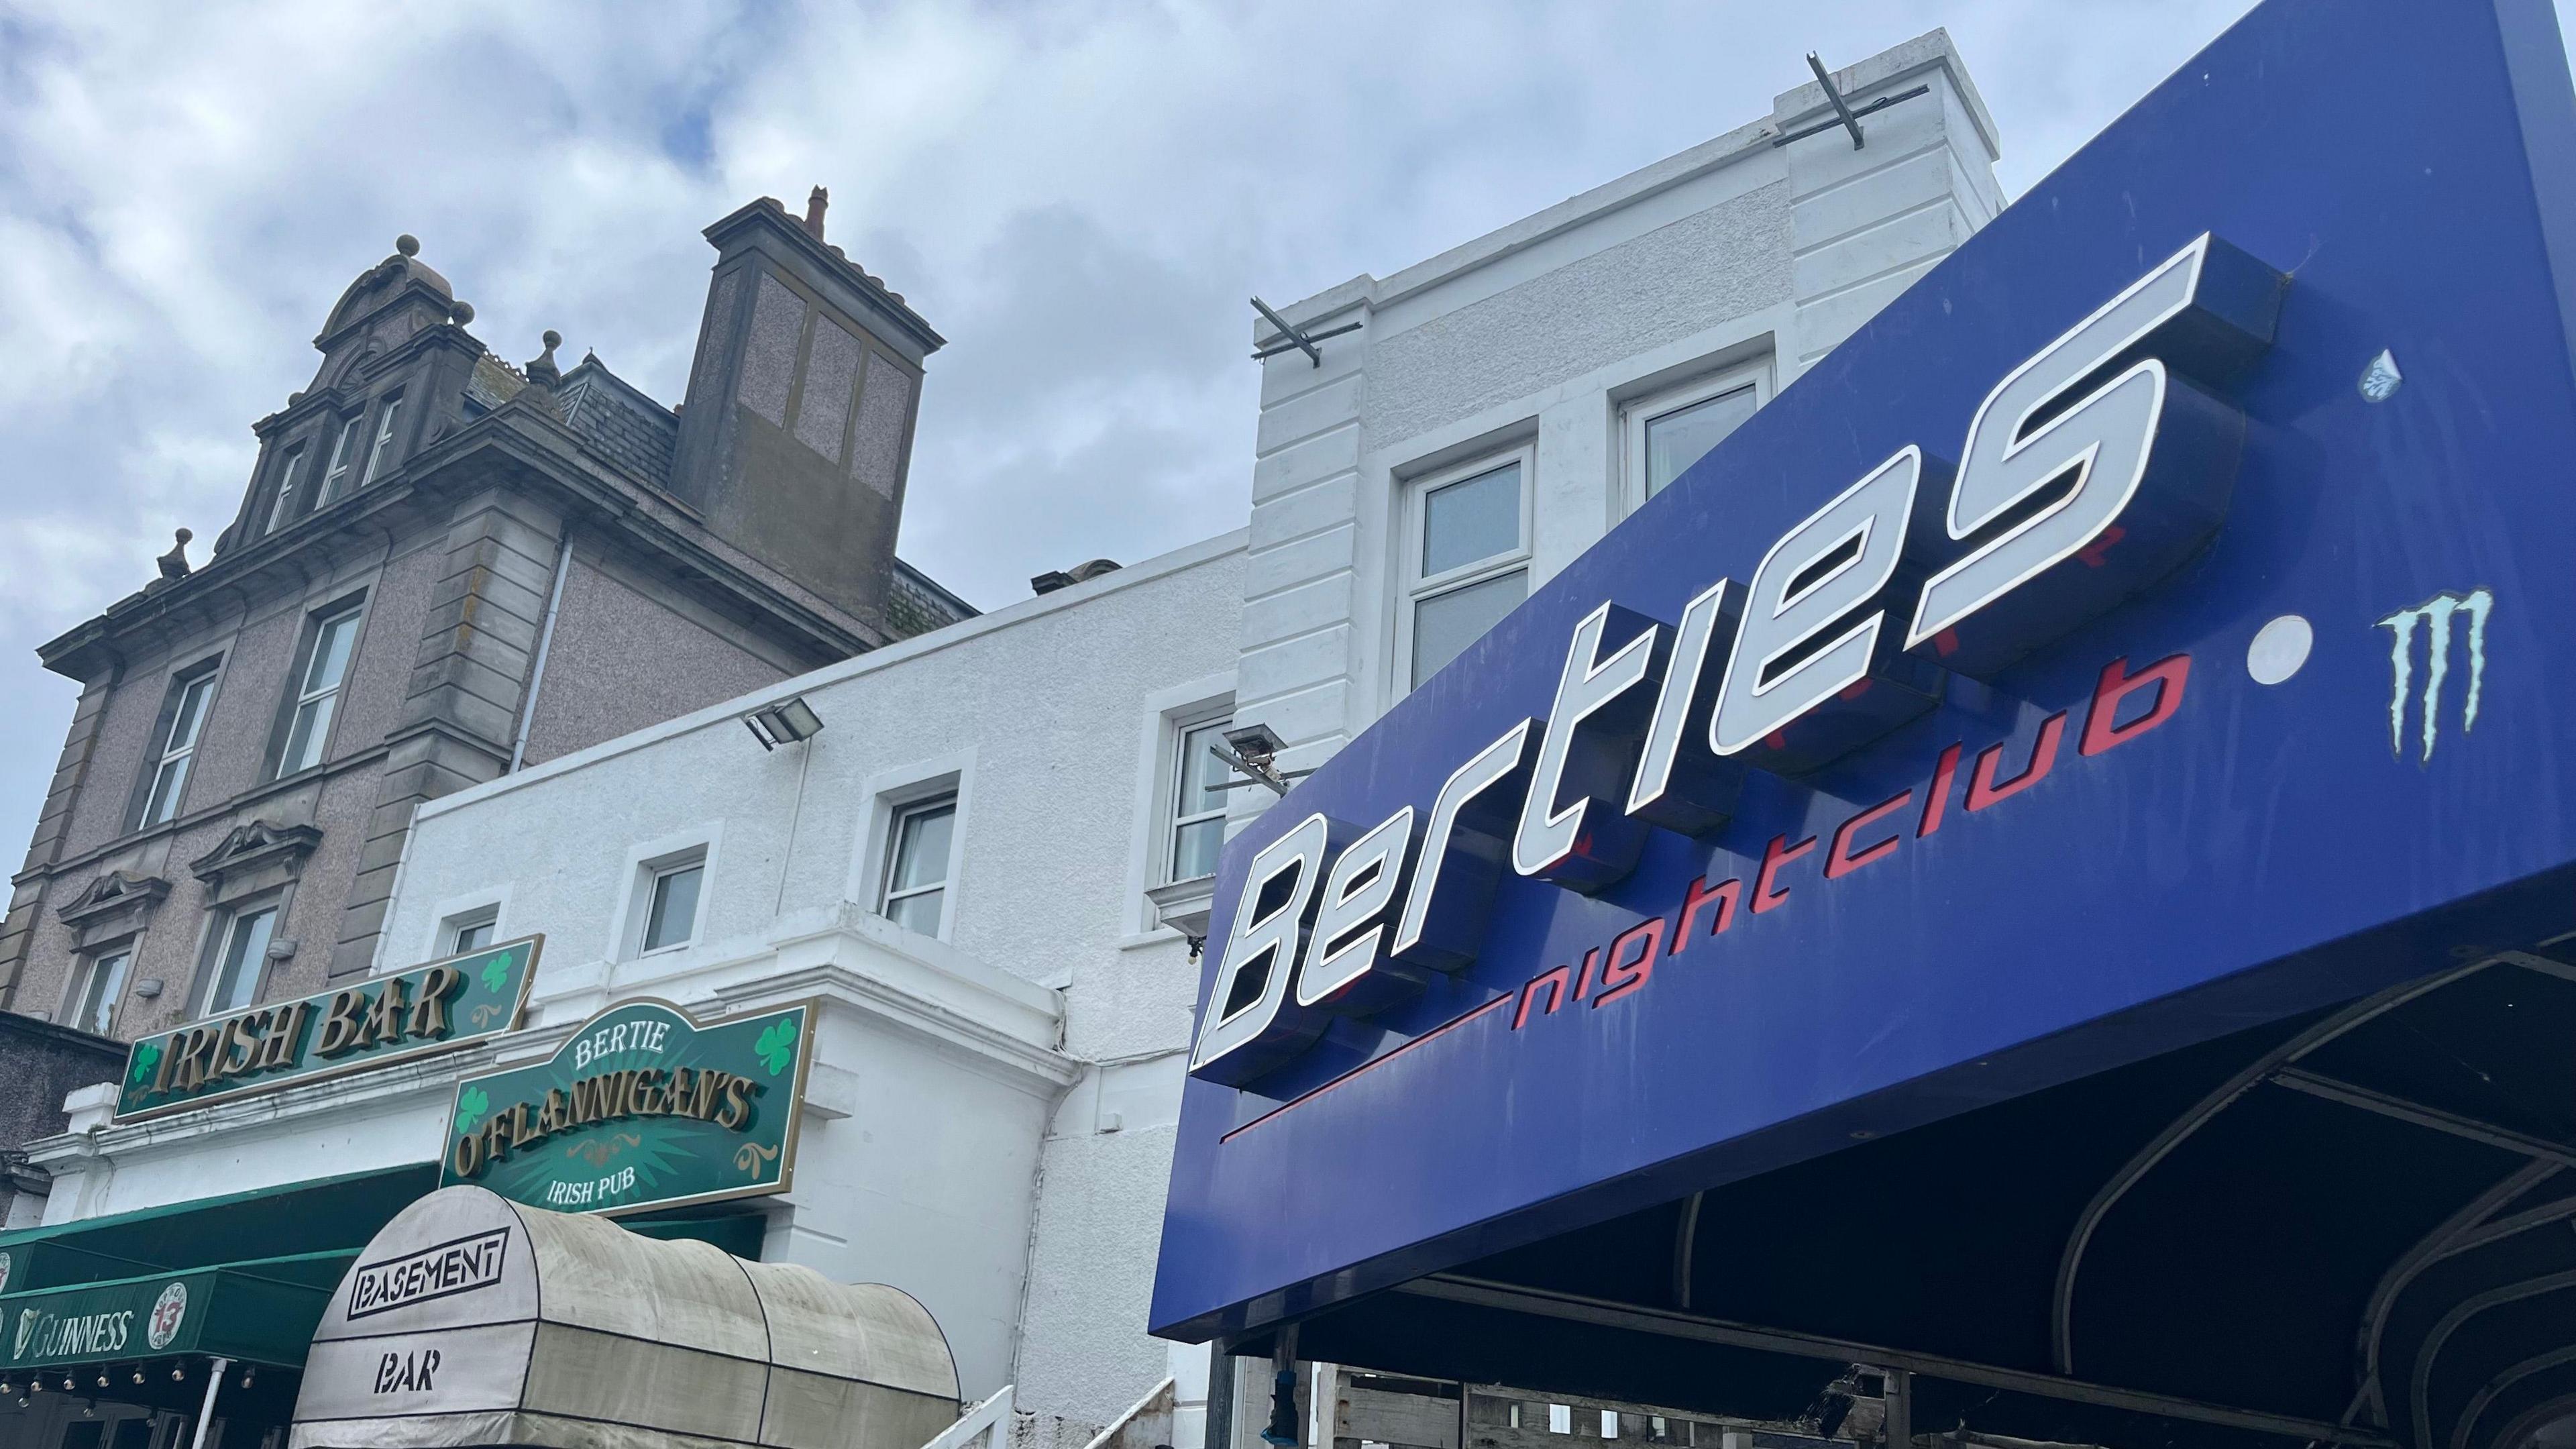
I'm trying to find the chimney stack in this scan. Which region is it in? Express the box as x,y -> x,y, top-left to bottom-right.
668,192 -> 944,631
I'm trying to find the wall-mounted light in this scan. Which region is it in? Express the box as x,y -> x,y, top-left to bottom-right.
743,696 -> 824,751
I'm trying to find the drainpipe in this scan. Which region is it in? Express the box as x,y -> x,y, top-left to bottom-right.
508,532 -> 576,772
188,1358 -> 230,1449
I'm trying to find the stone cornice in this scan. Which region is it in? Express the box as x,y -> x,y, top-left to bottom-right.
55,871 -> 170,929
38,403 -> 885,682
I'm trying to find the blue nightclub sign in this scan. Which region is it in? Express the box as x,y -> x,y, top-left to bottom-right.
1153,0 -> 2576,1341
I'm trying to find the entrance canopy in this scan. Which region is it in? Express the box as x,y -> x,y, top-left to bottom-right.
1153,3 -> 2576,1448
0,1165 -> 437,1376
289,1186 -> 961,1449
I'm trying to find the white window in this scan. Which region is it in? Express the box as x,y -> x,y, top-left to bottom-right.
316,414 -> 362,506
1548,1405 -> 1572,1436
204,902 -> 278,1014
879,796 -> 957,936
137,667 -> 218,829
1166,715 -> 1232,883
359,393 -> 405,488
1623,366 -> 1766,511
640,858 -> 704,954
276,605 -> 362,777
1603,1412 -> 1619,1439
444,907 -> 498,955
1402,449 -> 1533,690
69,949 -> 131,1035
265,446 -> 308,533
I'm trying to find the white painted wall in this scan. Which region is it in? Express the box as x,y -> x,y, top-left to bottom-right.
26,533 -> 1248,1444
1232,32 -> 2000,798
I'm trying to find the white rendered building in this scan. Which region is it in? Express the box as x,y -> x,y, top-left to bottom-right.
11,32 -> 1998,1449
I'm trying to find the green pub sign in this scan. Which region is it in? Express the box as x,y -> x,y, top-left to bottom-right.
438,998 -> 814,1217
116,937 -> 540,1122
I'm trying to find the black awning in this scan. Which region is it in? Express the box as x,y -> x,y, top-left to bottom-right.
1258,956 -> 2576,1449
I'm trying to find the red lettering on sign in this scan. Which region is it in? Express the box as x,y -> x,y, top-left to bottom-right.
1825,790 -> 1914,880
1512,966 -> 1573,1030
1967,712 -> 2068,811
1570,947 -> 1601,1002
1672,875 -> 1740,951
2081,653 -> 2190,755
1919,743 -> 1962,837
1593,919 -> 1666,1008
1752,833 -> 1815,914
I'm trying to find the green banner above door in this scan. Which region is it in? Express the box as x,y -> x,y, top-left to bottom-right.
0,1254 -> 339,1371
436,998 -> 814,1218
116,939 -> 541,1124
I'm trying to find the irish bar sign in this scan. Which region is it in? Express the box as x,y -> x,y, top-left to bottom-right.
116,937 -> 540,1122
436,998 -> 814,1217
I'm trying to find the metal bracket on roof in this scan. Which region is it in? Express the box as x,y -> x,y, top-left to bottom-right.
1770,52 -> 1929,150
1251,296 -> 1362,368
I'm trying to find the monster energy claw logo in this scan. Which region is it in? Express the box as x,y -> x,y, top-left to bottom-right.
2378,588 -> 2493,763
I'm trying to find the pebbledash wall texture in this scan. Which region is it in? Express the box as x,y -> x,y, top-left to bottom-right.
0,191 -> 974,1051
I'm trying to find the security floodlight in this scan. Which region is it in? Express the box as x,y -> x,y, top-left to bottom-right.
1211,722 -> 1316,798
744,696 -> 824,751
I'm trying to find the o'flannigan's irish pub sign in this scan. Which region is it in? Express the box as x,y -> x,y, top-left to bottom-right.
437,998 -> 814,1217
116,937 -> 539,1122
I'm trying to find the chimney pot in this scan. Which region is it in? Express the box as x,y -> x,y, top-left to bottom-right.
805,186 -> 829,241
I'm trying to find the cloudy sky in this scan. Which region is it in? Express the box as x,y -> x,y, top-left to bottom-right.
0,0 -> 2557,843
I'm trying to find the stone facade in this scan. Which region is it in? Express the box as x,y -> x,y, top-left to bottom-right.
0,199 -> 975,1040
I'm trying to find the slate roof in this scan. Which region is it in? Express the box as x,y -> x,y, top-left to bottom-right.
557,354 -> 680,488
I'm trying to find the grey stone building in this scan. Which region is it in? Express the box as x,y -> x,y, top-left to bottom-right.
0,189 -> 975,1043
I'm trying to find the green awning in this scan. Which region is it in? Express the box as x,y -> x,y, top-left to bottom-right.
0,1163 -> 438,1295
0,1250 -> 345,1372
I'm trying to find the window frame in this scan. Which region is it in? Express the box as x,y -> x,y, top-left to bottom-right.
878,794 -> 960,940
1397,444 -> 1537,696
265,443 -> 309,533
1619,360 -> 1770,516
131,657 -> 223,832
270,598 -> 367,780
358,391 -> 406,489
639,856 -> 706,955
608,828 -> 721,965
66,946 -> 133,1036
443,906 -> 500,956
1162,708 -> 1234,887
315,412 -> 364,508
199,896 -> 283,1016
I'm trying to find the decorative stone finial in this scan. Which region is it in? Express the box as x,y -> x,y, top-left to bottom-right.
156,529 -> 193,582
449,299 -> 475,326
519,331 -> 566,417
395,234 -> 420,258
805,186 -> 828,241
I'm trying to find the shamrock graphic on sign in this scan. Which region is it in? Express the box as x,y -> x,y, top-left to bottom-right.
480,953 -> 512,995
130,1040 -> 162,1086
455,1085 -> 490,1130
754,1018 -> 798,1076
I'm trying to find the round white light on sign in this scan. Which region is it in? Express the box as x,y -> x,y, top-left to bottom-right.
2247,614 -> 2314,685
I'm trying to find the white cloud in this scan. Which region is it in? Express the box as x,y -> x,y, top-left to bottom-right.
16,0 -> 2538,849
